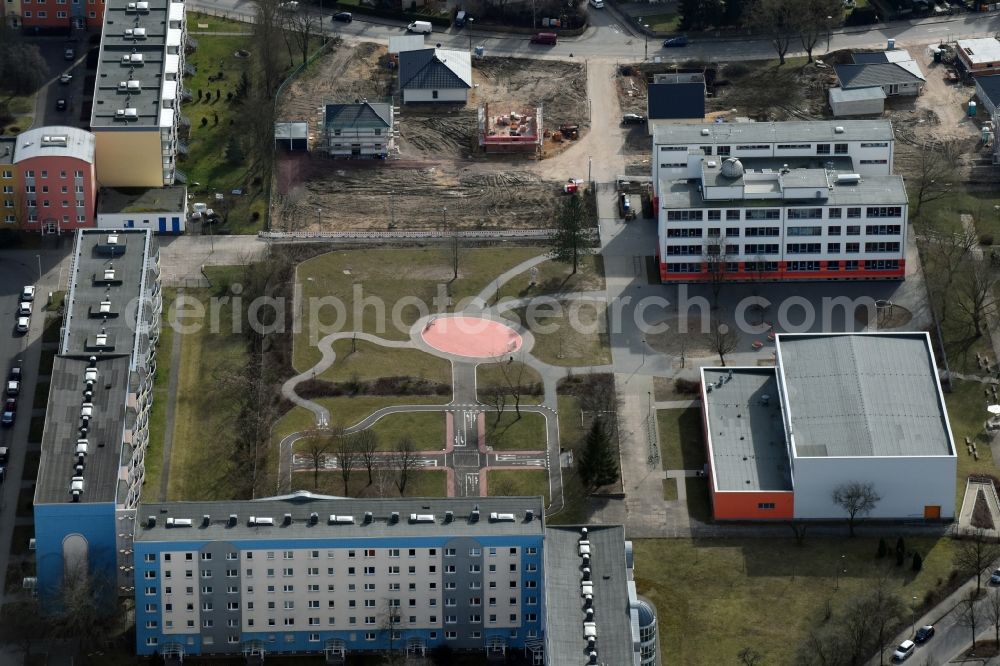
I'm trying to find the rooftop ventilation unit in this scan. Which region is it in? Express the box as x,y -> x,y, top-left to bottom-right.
579,541 -> 591,557
76,439 -> 89,456
835,173 -> 862,185
834,126 -> 845,133
700,128 -> 710,136
389,511 -> 399,524
525,510 -> 534,522
283,513 -> 292,526
41,135 -> 69,147
115,108 -> 140,121
410,513 -> 435,524
582,566 -> 591,581
86,368 -> 98,383
490,512 -> 516,523
444,510 -> 453,523
228,514 -> 237,527
166,517 -> 192,527
470,508 -> 480,523
108,234 -> 119,245
121,53 -> 144,65
583,622 -> 597,639
580,527 -> 588,539
249,516 -> 273,527
202,515 -> 210,527
330,515 -> 354,525
309,512 -> 319,525
147,516 -> 156,528
585,608 -> 594,620
364,511 -> 373,524
124,27 -> 147,39
81,403 -> 94,420
118,80 -> 142,92
126,1 -> 150,11
584,593 -> 593,607
103,269 -> 117,281
588,651 -> 598,665
581,581 -> 593,597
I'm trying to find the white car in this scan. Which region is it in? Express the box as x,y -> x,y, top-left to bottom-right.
15,316 -> 29,334
892,640 -> 915,662
59,73 -> 73,84
20,285 -> 35,302
16,301 -> 31,317
5,380 -> 19,396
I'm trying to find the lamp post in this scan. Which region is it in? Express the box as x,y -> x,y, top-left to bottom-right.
826,15 -> 833,52
911,596 -> 918,636
35,254 -> 41,283
638,19 -> 649,61
468,17 -> 475,53
641,337 -> 647,366
835,554 -> 846,590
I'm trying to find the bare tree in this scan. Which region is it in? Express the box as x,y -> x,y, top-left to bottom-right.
867,575 -> 905,666
788,521 -> 808,546
49,565 -> 122,651
911,141 -> 960,220
987,586 -> 1000,647
746,0 -> 797,65
378,597 -> 404,665
300,427 -> 339,488
955,527 -> 1000,595
954,256 -> 999,338
922,229 -> 977,325
704,235 -> 728,309
495,352 -> 533,418
482,386 -> 508,428
792,0 -> 842,62
0,593 -> 44,662
707,318 -> 740,367
354,429 -> 380,486
284,7 -> 324,66
958,588 -> 982,652
371,464 -> 397,498
392,436 -> 419,495
738,646 -> 763,666
831,481 -> 880,537
335,430 -> 359,495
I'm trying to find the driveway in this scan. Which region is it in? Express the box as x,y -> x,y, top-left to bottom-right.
26,35 -> 94,130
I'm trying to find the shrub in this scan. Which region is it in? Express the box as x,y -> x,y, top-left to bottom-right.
251,211 -> 261,222
845,7 -> 878,26
971,488 -> 995,529
675,377 -> 701,394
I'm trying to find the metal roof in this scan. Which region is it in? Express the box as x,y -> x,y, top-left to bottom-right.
647,81 -> 705,120
544,526 -> 636,666
96,185 -> 187,214
776,333 -> 955,459
976,75 -> 1000,108
399,48 -> 472,90
701,368 -> 792,492
35,229 -> 158,505
91,0 -> 177,128
273,122 -> 309,140
958,37 -> 1000,65
136,494 -> 546,541
653,119 -> 893,146
13,126 -> 96,164
324,101 -> 392,129
830,86 -> 887,103
835,63 -> 924,89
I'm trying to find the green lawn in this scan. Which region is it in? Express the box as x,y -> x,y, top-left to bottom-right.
297,469 -> 448,497
144,291 -> 175,502
635,536 -> 956,665
188,10 -> 253,31
658,407 -> 707,471
547,394 -> 587,524
273,395 -> 451,441
505,300 -> 611,367
663,478 -> 678,501
945,378 -> 997,510
1,94 -> 34,135
636,11 -> 680,34
312,339 -> 452,385
494,255 -> 605,302
484,411 -> 547,451
293,247 -> 552,369
476,361 -> 544,405
912,188 -> 1000,236
487,470 -> 549,504
368,411 -> 446,451
165,288 -> 247,501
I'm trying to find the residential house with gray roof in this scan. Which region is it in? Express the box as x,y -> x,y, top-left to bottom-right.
398,48 -> 472,104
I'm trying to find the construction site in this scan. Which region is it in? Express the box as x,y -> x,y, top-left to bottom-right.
272,41 -> 589,232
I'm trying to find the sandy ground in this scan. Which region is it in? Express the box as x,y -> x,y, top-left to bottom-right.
273,44 -> 590,231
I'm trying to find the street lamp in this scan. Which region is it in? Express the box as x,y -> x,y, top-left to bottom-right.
835,554 -> 846,590
641,337 -> 647,365
641,21 -> 650,61
911,596 -> 918,636
826,15 -> 833,52
35,254 -> 41,283
468,17 -> 475,53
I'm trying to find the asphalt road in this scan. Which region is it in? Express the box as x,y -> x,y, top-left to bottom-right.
29,36 -> 93,130
186,0 -> 1000,62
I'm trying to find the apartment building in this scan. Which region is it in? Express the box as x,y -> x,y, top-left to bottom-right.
0,138 -> 17,227
12,127 -> 97,234
16,0 -> 104,30
34,229 -> 161,602
134,496 -> 546,661
91,0 -> 189,187
652,120 -> 895,195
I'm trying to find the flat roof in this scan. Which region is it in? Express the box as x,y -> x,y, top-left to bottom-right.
36,229 -> 158,505
274,122 -> 309,140
976,75 -> 1000,108
958,37 -> 1000,65
653,119 -> 893,146
701,368 -> 792,492
776,333 -> 955,458
91,0 -> 177,128
830,86 -> 887,103
544,526 -> 635,666
97,185 -> 187,214
135,494 -> 546,541
13,126 -> 96,164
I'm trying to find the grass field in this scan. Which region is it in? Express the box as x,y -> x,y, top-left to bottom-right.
505,300 -> 611,367
143,291 -> 175,501
313,339 -> 451,385
637,11 -> 681,34
635,536 -> 955,665
548,394 -> 587,525
476,361 -> 544,405
298,469 -> 448,497
945,378 -> 997,510
273,395 -> 450,442
487,470 -> 549,504
494,255 -> 605,302
368,411 -> 446,451
1,94 -> 34,136
165,287 -> 247,501
484,411 -> 547,451
658,407 -> 707,471
913,188 -> 1000,237
293,247 -> 553,369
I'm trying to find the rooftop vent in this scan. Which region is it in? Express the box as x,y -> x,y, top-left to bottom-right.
115,108 -> 140,121
364,511 -> 373,524
202,515 -> 210,527
283,513 -> 292,526
579,542 -> 591,557
81,403 -> 94,420
76,439 -> 89,456
249,516 -> 273,527
124,27 -> 147,39
126,1 -> 150,11
166,517 -> 192,527
490,512 -> 516,523
525,509 -> 534,522
389,511 -> 399,524
410,513 -> 435,524
329,515 -> 354,525
581,581 -> 593,597
103,269 -> 117,281
41,135 -> 69,147
444,510 -> 453,523
121,53 -> 144,65
836,173 -> 862,185
147,515 -> 156,528
309,512 -> 319,525
580,527 -> 588,539
228,514 -> 237,527
470,507 -> 480,523
700,128 -> 710,136
834,126 -> 845,133
85,368 -> 98,383
118,80 -> 142,92
583,622 -> 597,639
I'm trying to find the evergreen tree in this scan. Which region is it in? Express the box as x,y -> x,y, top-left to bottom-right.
896,537 -> 906,566
548,193 -> 595,274
578,418 -> 619,490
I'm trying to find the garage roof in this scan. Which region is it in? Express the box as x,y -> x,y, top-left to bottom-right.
776,333 -> 955,459
829,86 -> 887,103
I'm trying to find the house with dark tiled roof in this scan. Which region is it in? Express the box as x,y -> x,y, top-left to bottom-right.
646,72 -> 705,136
830,50 -> 925,117
324,101 -> 394,158
398,48 -> 472,104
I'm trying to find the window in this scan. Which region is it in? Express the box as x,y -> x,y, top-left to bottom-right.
787,243 -> 821,254
666,228 -> 702,238
25,186 -> 35,194
700,145 -> 713,155
758,502 -> 776,509
866,208 -> 902,219
445,548 -> 456,557
867,259 -> 900,271
860,159 -> 888,165
816,144 -> 830,155
828,225 -> 841,235
847,224 -> 862,236
827,243 -> 841,253
834,143 -> 848,155
745,209 -> 780,220
665,245 -> 701,256
717,145 -> 731,156
776,143 -> 811,149
787,225 -> 822,236
787,209 -> 822,220
283,585 -> 294,593
787,261 -> 821,271
365,616 -> 376,625
865,242 -> 900,253
203,619 -> 214,628
860,142 -> 888,148
201,570 -> 212,579
666,210 -> 704,222
201,552 -> 212,561
201,585 -> 212,594
707,209 -> 721,221
309,633 -> 320,642
284,601 -> 295,610
735,144 -> 769,151
365,599 -> 376,608
745,227 -> 779,237
364,566 -> 376,576
145,570 -> 156,579
846,242 -> 860,253
469,564 -> 481,573
846,208 -> 862,219
75,170 -> 83,178
144,586 -> 157,595
725,227 -> 740,237
432,90 -> 438,99
226,569 -> 237,578
364,549 -> 376,558
227,602 -> 239,611
40,171 -> 47,179
202,602 -> 213,611
707,228 -> 720,238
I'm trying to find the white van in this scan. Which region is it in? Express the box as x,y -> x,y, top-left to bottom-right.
407,20 -> 433,34
589,0 -> 604,7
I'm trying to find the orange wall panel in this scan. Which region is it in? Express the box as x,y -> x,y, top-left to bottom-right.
710,489 -> 794,520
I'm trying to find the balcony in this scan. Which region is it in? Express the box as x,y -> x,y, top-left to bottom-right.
181,87 -> 193,102
183,62 -> 196,77
174,169 -> 188,184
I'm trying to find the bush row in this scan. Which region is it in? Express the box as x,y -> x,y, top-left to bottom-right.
296,375 -> 451,399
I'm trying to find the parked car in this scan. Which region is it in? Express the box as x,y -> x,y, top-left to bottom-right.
455,10 -> 469,26
6,379 -> 19,396
332,11 -> 352,22
16,302 -> 31,317
0,447 -> 9,465
1,399 -> 15,427
406,20 -> 433,34
64,47 -> 76,60
991,568 -> 1000,585
278,1 -> 298,10
622,113 -> 646,125
10,362 -> 22,382
530,32 -> 557,45
20,285 -> 35,302
914,625 -> 934,643
59,73 -> 73,84
15,316 -> 28,334
892,640 -> 915,661
663,36 -> 689,47
589,0 -> 605,7
56,98 -> 67,111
